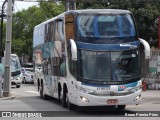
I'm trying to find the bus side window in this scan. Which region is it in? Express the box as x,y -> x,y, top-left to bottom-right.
65,14 -> 77,78
65,14 -> 75,42
52,19 -> 66,77
50,22 -> 55,41
44,25 -> 48,42
55,19 -> 64,41
44,22 -> 55,42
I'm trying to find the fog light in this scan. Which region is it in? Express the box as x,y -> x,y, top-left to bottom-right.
134,95 -> 141,101
80,96 -> 89,102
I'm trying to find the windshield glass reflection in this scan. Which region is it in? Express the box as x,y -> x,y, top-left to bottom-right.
79,49 -> 140,83
77,14 -> 136,38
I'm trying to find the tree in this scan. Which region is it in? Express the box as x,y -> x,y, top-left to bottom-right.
77,0 -> 160,47
39,2 -> 64,19
11,1 -> 160,60
12,6 -> 43,58
12,2 -> 64,60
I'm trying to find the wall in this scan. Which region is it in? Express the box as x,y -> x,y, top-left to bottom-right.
145,47 -> 160,90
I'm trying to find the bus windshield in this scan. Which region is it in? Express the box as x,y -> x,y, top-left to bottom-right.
77,13 -> 136,43
11,55 -> 21,76
79,49 -> 140,84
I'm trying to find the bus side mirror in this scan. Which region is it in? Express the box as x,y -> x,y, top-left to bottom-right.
70,39 -> 77,61
139,38 -> 150,59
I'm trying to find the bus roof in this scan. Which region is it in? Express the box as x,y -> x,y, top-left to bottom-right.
66,9 -> 131,14
34,9 -> 131,28
34,13 -> 64,28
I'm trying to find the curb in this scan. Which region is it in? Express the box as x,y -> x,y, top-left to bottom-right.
0,95 -> 15,100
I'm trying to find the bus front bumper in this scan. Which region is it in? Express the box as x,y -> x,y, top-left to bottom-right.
76,90 -> 141,106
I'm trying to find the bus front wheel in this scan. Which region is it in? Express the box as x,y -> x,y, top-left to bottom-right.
66,92 -> 75,110
62,90 -> 67,108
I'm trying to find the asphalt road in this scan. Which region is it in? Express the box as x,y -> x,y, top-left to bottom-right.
0,84 -> 160,119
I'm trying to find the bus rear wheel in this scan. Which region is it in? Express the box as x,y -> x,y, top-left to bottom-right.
39,83 -> 48,100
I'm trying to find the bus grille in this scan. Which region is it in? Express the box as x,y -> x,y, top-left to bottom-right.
89,91 -> 134,96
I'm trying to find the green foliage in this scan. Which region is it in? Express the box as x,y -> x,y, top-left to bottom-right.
39,2 -> 64,19
12,2 -> 64,59
77,1 -> 160,47
11,1 -> 160,60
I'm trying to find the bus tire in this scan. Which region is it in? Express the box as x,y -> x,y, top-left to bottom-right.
40,83 -> 48,100
117,105 -> 126,110
62,89 -> 67,108
58,84 -> 61,100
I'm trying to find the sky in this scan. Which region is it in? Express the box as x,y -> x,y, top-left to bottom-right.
14,1 -> 39,12
0,1 -> 39,13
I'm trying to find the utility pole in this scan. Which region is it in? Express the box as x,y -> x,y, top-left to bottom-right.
3,0 -> 13,97
65,0 -> 76,11
0,0 -> 7,57
0,0 -> 7,98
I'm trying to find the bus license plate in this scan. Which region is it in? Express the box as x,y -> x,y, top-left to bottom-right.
107,99 -> 118,104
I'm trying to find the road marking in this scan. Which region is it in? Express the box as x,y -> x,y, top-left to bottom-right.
25,91 -> 39,94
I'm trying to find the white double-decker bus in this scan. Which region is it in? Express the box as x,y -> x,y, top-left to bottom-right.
33,9 -> 150,110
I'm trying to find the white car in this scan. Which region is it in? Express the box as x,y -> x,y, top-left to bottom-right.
21,68 -> 34,84
11,70 -> 22,88
10,54 -> 22,88
2,54 -> 22,88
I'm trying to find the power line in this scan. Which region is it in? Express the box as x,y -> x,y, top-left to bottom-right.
14,0 -> 160,3
1,0 -> 68,1
0,0 -> 159,4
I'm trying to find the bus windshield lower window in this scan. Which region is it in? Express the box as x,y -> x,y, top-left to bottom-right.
78,49 -> 140,83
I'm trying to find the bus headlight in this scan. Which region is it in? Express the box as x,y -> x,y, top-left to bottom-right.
80,96 -> 89,102
79,87 -> 95,94
134,95 -> 141,101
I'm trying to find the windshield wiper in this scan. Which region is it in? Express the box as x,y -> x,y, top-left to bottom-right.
121,75 -> 141,80
83,78 -> 96,83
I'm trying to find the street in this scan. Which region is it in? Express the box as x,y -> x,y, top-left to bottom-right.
0,84 -> 160,119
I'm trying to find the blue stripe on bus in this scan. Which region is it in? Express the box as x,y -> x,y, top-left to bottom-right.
76,41 -> 140,51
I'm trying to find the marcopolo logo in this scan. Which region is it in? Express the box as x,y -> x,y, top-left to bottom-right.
120,44 -> 137,48
2,112 -> 12,117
